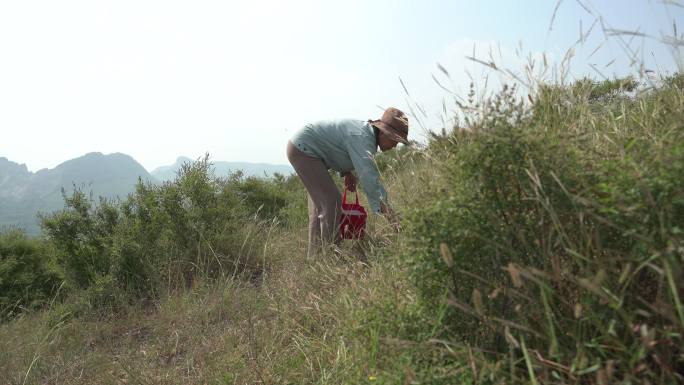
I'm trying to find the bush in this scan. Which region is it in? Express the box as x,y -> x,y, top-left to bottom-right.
41,190 -> 119,290
0,230 -> 61,319
38,156 -> 306,301
405,77 -> 684,383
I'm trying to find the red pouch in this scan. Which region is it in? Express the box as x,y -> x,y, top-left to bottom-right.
339,189 -> 367,239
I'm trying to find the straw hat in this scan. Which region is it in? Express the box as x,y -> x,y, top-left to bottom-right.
371,107 -> 409,144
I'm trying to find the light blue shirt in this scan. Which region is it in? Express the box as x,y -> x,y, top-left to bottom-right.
291,119 -> 387,213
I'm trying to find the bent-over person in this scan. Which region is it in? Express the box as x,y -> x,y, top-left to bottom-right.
286,107 -> 407,257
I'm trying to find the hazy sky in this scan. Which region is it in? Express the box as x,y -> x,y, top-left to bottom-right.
1,0 -> 681,172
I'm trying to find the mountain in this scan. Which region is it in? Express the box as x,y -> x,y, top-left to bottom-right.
0,153 -> 157,235
1,153 -> 293,235
151,156 -> 293,182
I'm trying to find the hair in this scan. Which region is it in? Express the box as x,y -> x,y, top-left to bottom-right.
373,125 -> 380,147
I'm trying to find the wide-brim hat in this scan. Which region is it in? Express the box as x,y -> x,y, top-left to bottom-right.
371,107 -> 409,144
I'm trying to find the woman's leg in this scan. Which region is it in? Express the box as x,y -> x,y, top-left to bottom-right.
286,141 -> 342,256
307,194 -> 321,257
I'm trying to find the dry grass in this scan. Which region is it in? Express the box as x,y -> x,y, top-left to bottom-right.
0,216 -> 420,385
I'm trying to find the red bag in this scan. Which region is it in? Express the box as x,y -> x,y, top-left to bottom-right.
339,189 -> 367,239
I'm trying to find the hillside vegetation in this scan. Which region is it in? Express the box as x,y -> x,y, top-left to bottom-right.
1,74 -> 683,384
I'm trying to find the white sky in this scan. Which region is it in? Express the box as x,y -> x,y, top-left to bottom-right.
1,0 -> 681,172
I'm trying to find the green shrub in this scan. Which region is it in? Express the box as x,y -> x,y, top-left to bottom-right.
405,77 -> 684,383
38,156 -> 306,301
41,190 -> 119,290
234,175 -> 288,220
0,230 -> 61,319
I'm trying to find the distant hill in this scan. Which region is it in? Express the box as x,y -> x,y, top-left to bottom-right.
0,153 -> 293,234
0,153 -> 157,234
151,156 -> 293,182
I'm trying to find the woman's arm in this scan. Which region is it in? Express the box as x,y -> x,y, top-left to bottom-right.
343,138 -> 387,214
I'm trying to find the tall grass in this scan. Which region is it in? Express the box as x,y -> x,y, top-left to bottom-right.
2,77 -> 681,383
402,74 -> 684,383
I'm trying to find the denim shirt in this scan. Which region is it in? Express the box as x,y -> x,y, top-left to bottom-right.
291,119 -> 387,213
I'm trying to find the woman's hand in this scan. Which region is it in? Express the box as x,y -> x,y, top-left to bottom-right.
343,172 -> 357,192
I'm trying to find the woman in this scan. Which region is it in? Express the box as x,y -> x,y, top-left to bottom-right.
286,107 -> 407,257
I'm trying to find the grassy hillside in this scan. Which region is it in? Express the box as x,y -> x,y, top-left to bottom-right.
1,74 -> 683,384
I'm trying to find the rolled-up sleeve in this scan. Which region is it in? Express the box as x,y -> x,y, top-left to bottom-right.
345,137 -> 387,214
